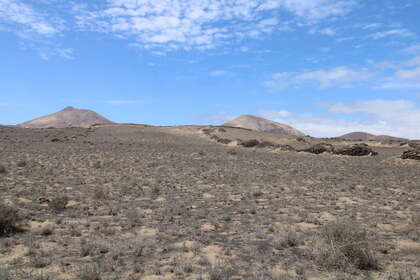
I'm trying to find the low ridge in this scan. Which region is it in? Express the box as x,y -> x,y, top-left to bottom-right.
18,106 -> 114,128
224,115 -> 305,136
338,132 -> 406,141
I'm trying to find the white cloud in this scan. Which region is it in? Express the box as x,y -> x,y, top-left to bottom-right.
376,54 -> 420,89
361,23 -> 382,30
376,79 -> 420,90
299,67 -> 374,88
260,100 -> 420,139
75,0 -> 357,50
259,0 -> 356,21
396,67 -> 420,80
369,28 -> 414,40
265,67 -> 374,91
209,70 -> 227,77
0,0 -> 60,36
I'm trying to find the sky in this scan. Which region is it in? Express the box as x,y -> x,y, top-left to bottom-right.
1,0 -> 420,139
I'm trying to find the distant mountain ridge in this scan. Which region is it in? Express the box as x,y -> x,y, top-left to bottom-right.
18,106 -> 114,128
338,132 -> 406,141
224,115 -> 304,137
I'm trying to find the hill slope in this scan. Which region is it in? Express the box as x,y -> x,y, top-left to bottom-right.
18,106 -> 114,128
224,115 -> 304,136
338,132 -> 406,141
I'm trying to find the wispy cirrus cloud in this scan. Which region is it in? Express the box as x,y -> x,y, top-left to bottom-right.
74,0 -> 357,50
361,23 -> 382,30
374,49 -> 420,89
265,67 -> 374,92
209,70 -> 228,77
369,28 -> 414,40
0,0 -> 61,36
258,0 -> 356,21
402,44 -> 420,54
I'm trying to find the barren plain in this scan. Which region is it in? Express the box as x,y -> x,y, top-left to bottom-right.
0,125 -> 419,280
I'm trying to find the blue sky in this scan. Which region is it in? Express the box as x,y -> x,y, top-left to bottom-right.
1,0 -> 420,138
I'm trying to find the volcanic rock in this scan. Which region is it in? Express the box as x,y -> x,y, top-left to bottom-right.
334,144 -> 377,156
239,139 -> 260,148
401,149 -> 420,160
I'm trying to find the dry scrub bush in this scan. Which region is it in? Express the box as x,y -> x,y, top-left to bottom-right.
48,195 -> 69,213
313,221 -> 380,272
0,202 -> 22,236
273,227 -> 302,249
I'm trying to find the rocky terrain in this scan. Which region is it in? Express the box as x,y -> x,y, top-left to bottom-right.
18,107 -> 113,129
224,115 -> 305,137
0,124 -> 419,280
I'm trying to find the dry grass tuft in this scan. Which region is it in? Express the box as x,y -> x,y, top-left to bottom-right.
384,266 -> 419,280
313,221 -> 380,272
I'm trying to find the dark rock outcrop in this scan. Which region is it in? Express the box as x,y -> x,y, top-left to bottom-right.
239,139 -> 260,148
302,143 -> 334,154
401,149 -> 420,160
334,144 -> 377,156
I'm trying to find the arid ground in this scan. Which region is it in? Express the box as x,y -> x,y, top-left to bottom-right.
0,125 -> 419,280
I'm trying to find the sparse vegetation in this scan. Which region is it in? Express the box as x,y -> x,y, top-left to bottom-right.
78,264 -> 102,280
0,125 -> 418,279
384,266 -> 420,280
